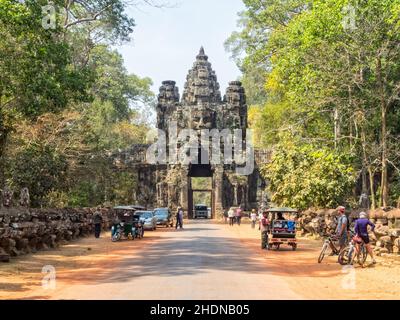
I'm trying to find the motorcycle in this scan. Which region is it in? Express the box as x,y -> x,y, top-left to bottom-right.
111,222 -> 135,242
132,216 -> 144,239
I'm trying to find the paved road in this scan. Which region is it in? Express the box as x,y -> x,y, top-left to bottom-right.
37,220 -> 301,300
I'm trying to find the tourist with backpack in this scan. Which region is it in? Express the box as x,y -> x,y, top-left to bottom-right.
336,206 -> 348,252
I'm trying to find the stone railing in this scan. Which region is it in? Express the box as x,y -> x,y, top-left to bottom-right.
0,207 -> 113,262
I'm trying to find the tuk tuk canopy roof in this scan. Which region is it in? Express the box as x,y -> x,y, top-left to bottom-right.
268,207 -> 298,213
113,205 -> 146,211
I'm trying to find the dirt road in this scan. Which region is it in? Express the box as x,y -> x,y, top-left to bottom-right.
1,220 -> 399,300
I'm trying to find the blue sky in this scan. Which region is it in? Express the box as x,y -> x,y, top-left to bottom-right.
118,0 -> 245,96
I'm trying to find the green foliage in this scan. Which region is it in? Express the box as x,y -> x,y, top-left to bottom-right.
229,0 -> 400,207
0,0 -> 155,208
11,143 -> 68,207
86,45 -> 155,121
262,134 -> 356,210
0,0 -> 92,117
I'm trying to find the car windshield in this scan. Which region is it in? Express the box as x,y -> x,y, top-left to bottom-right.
136,211 -> 153,219
195,206 -> 207,211
154,209 -> 168,217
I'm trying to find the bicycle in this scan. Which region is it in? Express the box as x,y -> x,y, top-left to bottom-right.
338,235 -> 367,266
318,234 -> 340,263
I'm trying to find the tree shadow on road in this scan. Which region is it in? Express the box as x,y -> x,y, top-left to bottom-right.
54,226 -> 344,286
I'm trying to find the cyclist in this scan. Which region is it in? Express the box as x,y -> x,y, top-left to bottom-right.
354,212 -> 376,265
336,206 -> 348,252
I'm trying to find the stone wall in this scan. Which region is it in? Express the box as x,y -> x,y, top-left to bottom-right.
297,208 -> 400,256
0,207 -> 113,262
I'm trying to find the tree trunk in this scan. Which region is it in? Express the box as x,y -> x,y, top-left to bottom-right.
334,107 -> 340,149
368,166 -> 376,210
377,57 -> 389,207
361,126 -> 375,210
0,117 -> 10,184
361,167 -> 368,194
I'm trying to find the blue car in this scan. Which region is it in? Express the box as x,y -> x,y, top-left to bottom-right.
136,211 -> 158,231
153,208 -> 174,228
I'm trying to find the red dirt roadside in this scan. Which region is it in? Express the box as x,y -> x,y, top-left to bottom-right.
1,221 -> 399,300
226,222 -> 400,300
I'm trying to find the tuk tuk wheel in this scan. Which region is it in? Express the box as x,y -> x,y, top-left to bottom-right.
112,233 -> 121,242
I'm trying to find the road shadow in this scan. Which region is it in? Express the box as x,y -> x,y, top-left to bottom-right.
54,226 -> 343,286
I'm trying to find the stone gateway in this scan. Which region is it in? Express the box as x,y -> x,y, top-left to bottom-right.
112,48 -> 268,217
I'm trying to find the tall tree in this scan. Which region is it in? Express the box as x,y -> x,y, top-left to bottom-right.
228,0 -> 400,208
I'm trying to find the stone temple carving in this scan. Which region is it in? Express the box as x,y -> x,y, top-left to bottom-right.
112,48 -> 268,217
153,48 -> 258,217
1,186 -> 13,208
19,187 -> 30,207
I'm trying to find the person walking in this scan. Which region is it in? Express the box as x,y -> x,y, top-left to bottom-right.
223,209 -> 228,224
354,212 -> 376,265
336,206 -> 348,252
260,211 -> 270,249
235,207 -> 242,226
228,207 -> 235,226
93,207 -> 103,239
250,209 -> 258,229
176,206 -> 184,229
258,209 -> 263,230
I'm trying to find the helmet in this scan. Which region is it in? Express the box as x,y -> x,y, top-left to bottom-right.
337,206 -> 346,213
359,212 -> 367,219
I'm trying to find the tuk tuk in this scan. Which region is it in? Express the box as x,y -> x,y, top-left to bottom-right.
111,206 -> 144,242
266,207 -> 298,251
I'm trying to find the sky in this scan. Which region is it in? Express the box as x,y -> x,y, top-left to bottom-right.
117,0 -> 245,95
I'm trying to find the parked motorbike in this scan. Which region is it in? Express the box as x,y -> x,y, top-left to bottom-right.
133,218 -> 144,239
111,222 -> 135,242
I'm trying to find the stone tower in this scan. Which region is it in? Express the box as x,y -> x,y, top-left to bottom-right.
153,48 -> 257,218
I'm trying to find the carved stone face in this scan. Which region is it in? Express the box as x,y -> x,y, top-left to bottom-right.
228,92 -> 241,104
191,108 -> 215,129
198,68 -> 209,79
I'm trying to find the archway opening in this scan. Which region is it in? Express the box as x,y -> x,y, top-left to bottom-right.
188,165 -> 214,219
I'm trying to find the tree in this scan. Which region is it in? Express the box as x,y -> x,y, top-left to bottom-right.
229,0 -> 400,208
11,143 -> 68,207
262,134 -> 355,210
0,0 -> 91,166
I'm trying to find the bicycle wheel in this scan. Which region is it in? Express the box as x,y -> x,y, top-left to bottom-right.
318,243 -> 328,263
356,246 -> 368,266
112,232 -> 121,242
338,247 -> 352,265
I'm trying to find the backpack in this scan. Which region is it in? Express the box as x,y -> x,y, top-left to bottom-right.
337,214 -> 349,232
346,214 -> 351,231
